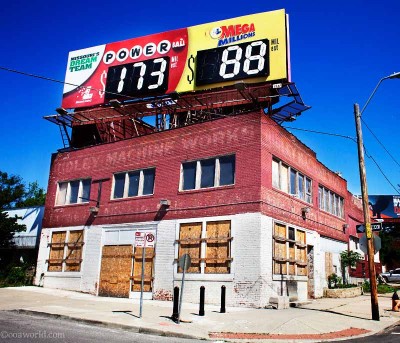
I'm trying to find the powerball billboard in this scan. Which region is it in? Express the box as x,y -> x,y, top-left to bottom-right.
62,9 -> 289,109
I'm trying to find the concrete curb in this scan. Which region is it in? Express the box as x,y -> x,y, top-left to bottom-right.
10,309 -> 205,341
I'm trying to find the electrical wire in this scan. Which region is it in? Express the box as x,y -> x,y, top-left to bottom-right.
0,64 -> 398,194
0,65 -> 138,102
361,117 -> 400,169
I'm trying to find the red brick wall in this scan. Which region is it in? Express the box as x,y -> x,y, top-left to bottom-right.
44,111 -> 363,243
260,115 -> 362,241
44,112 -> 263,228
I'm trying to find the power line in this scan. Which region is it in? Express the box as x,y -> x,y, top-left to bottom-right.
0,65 -> 138,102
1,65 -> 398,193
361,117 -> 400,169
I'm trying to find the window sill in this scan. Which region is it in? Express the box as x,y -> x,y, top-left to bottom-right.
174,273 -> 234,282
109,194 -> 154,203
271,187 -> 313,206
318,209 -> 345,221
178,184 -> 235,195
272,275 -> 308,282
53,202 -> 89,209
44,272 -> 82,277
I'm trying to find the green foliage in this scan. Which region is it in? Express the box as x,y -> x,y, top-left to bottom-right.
379,229 -> 400,268
0,171 -> 25,209
362,280 -> 396,294
340,250 -> 363,268
0,263 -> 35,287
328,273 -> 342,289
18,182 -> 46,207
0,211 -> 25,249
0,171 -> 46,248
336,283 -> 358,289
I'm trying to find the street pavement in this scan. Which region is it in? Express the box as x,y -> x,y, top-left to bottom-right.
0,286 -> 399,342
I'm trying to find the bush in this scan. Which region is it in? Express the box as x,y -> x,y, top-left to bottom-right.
336,283 -> 358,289
362,280 -> 396,294
328,273 -> 342,289
0,263 -> 35,287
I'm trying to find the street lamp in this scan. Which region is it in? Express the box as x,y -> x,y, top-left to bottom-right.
354,71 -> 400,321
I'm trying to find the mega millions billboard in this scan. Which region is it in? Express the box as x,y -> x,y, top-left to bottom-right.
62,9 -> 289,109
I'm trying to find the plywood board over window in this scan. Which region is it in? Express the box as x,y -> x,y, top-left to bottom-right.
48,231 -> 66,272
178,223 -> 202,273
205,221 -> 231,274
296,230 -> 307,276
65,230 -> 84,272
98,245 -> 132,298
131,247 -> 155,292
273,223 -> 287,274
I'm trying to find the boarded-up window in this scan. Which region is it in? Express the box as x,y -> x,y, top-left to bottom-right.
296,230 -> 307,276
131,247 -> 155,292
48,231 -> 66,272
47,230 -> 84,272
273,223 -> 307,276
65,230 -> 84,272
205,221 -> 231,274
178,223 -> 202,273
325,252 -> 334,278
177,220 -> 232,274
273,223 -> 287,274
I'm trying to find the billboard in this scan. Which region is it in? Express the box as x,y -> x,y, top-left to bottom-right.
62,9 -> 289,109
368,195 -> 400,219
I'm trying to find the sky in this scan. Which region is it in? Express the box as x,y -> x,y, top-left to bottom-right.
0,0 -> 399,196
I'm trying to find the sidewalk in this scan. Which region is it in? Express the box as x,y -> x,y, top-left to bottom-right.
0,286 -> 399,342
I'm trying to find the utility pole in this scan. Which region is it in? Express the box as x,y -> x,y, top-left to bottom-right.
354,103 -> 380,321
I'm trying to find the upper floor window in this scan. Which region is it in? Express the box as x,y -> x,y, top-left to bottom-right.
56,179 -> 91,206
272,158 -> 312,203
180,155 -> 235,191
112,168 -> 155,199
318,185 -> 344,218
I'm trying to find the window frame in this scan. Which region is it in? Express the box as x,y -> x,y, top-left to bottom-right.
272,222 -> 307,277
176,220 -> 233,275
112,167 -> 156,200
318,185 -> 345,218
272,158 -> 312,204
47,230 -> 85,273
180,155 -> 235,191
56,179 -> 91,206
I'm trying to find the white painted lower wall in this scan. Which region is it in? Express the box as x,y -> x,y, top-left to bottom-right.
35,212 -> 346,307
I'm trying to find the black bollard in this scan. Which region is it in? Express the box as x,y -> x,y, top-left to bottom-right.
220,285 -> 226,313
172,286 -> 179,321
199,286 -> 205,316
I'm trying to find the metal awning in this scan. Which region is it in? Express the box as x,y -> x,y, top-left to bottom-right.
267,83 -> 311,123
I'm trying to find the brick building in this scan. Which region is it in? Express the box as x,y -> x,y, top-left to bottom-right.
35,109 -> 366,307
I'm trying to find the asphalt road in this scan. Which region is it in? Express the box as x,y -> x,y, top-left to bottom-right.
337,322 -> 400,343
0,311 -> 205,343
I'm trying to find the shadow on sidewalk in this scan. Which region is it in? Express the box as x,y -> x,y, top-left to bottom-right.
295,306 -> 372,321
112,310 -> 140,319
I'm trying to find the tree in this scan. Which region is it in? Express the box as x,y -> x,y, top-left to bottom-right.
340,250 -> 363,284
379,226 -> 400,270
18,182 -> 46,207
0,171 -> 46,250
0,171 -> 25,209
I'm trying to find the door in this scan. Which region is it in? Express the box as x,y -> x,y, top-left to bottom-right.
98,245 -> 132,298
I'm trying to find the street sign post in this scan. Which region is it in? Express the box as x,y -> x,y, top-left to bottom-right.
177,254 -> 191,324
134,231 -> 156,318
359,233 -> 381,254
356,223 -> 382,233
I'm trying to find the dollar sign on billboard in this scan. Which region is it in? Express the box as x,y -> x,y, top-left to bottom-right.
187,55 -> 195,84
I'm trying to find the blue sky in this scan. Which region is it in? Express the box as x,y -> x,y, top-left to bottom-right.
0,0 -> 399,195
